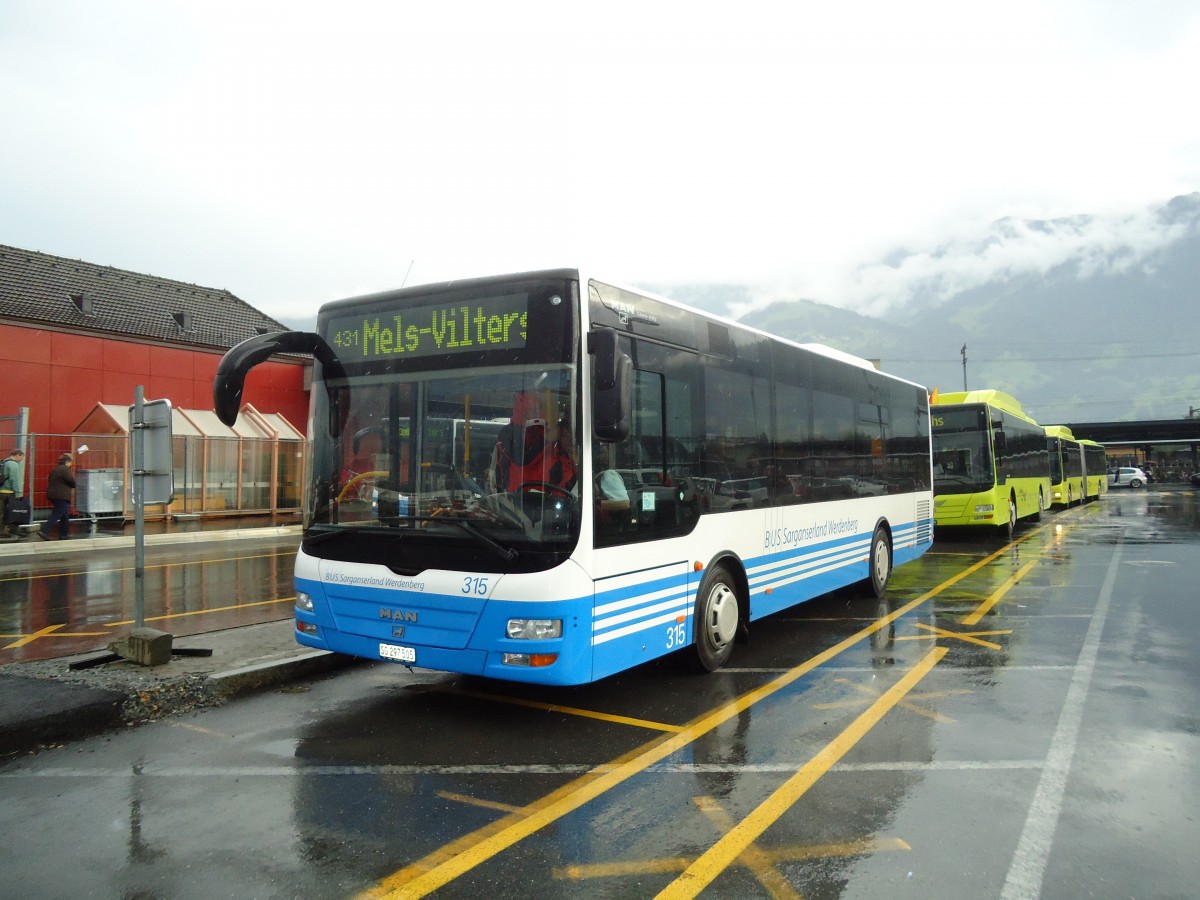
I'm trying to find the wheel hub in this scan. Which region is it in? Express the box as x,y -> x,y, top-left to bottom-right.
707,586 -> 737,646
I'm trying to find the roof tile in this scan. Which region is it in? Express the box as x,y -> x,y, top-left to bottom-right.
0,244 -> 288,350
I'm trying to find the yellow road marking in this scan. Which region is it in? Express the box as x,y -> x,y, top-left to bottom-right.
360,542 -> 1014,899
437,791 -> 524,814
813,677 -> 968,723
557,856 -> 695,879
104,596 -> 294,627
360,622 -> 922,899
2,598 -> 294,659
1,629 -> 108,642
2,624 -> 64,649
757,836 -> 912,864
658,647 -> 947,899
0,549 -> 296,585
901,622 -> 1010,650
554,837 -> 911,880
446,687 -> 683,732
694,795 -> 803,900
962,559 -> 1038,626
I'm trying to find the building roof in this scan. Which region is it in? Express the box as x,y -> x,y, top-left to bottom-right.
0,243 -> 288,350
74,402 -> 303,440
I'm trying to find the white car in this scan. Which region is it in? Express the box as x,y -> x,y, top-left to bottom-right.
1108,467 -> 1148,488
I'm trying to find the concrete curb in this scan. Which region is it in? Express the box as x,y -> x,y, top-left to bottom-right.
209,648 -> 361,699
0,675 -> 126,756
0,524 -> 302,556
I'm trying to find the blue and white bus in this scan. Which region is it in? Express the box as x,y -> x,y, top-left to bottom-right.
214,269 -> 934,685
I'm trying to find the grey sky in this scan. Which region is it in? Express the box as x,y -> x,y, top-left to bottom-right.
2,0 -> 1197,323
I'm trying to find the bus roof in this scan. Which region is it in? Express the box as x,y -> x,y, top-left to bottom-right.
1044,424 -> 1077,440
933,389 -> 1032,421
317,267 -> 924,390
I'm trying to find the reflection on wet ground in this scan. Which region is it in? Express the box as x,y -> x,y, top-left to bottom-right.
2,490 -> 1200,898
0,538 -> 297,662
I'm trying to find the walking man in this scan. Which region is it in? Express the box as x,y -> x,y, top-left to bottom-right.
39,453 -> 76,540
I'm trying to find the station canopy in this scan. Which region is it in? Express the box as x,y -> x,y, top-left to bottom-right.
73,402 -> 303,440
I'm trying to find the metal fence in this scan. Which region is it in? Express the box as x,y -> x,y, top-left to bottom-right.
4,430 -> 306,522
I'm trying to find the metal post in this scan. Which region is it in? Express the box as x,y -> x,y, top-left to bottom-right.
133,386 -> 146,629
960,344 -> 968,391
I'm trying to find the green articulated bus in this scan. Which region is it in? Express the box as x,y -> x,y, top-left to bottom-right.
1044,424 -> 1085,507
1080,438 -> 1109,501
931,389 -> 1052,537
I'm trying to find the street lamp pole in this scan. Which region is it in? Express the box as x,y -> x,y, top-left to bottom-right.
961,344 -> 968,391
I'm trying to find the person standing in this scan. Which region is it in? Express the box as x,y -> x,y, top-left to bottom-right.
1,449 -> 25,538
39,453 -> 76,540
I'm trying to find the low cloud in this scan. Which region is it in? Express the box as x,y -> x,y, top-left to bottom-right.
729,196 -> 1197,322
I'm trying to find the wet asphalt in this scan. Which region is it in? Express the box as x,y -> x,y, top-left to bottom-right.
0,489 -> 1198,898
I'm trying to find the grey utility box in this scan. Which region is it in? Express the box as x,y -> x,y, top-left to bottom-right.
76,468 -> 125,515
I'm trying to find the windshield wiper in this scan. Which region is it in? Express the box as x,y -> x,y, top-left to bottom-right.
407,515 -> 519,562
304,524 -> 394,546
304,517 -> 518,562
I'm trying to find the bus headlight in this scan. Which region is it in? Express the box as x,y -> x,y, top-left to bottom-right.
974,504 -> 995,513
506,618 -> 562,640
296,591 -> 315,613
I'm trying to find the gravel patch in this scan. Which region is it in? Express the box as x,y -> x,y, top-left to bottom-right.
1,656 -> 225,726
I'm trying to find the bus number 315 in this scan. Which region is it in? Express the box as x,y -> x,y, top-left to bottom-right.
666,621 -> 687,649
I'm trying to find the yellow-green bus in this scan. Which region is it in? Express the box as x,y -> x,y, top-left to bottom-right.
1045,425 -> 1085,507
932,389 -> 1052,537
1080,439 -> 1109,501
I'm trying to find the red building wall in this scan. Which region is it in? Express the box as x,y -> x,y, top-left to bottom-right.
2,323 -> 309,435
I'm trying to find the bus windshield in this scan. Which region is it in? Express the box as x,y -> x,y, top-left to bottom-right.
311,366 -> 579,551
305,274 -> 581,563
932,405 -> 995,494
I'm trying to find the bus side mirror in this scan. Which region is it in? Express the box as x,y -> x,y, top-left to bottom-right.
993,429 -> 1007,455
588,328 -> 632,442
215,330 -> 347,436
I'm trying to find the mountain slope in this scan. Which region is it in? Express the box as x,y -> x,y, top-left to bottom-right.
738,194 -> 1200,423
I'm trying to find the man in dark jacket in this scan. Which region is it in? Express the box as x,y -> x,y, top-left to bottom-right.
38,453 -> 75,540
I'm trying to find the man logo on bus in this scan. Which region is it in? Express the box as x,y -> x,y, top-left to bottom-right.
380,608 -> 419,623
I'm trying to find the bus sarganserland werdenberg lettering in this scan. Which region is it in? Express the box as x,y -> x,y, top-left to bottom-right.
214,270 -> 934,685
930,389 -> 1052,537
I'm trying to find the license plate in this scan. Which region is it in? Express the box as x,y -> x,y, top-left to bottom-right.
379,642 -> 416,663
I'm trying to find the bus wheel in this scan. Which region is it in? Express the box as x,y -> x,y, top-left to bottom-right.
1002,495 -> 1018,539
1031,489 -> 1044,522
691,563 -> 739,672
863,525 -> 892,598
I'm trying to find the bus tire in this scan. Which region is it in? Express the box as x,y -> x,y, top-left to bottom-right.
1031,489 -> 1044,522
691,563 -> 739,672
863,525 -> 892,598
1002,495 -> 1018,539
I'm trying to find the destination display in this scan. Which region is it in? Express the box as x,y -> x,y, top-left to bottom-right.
931,406 -> 987,432
326,292 -> 528,361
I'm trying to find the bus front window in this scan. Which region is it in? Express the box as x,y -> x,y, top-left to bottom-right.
310,366 -> 581,549
932,428 -> 994,494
